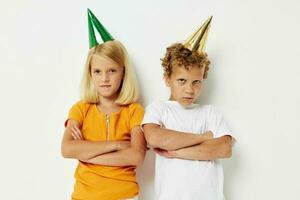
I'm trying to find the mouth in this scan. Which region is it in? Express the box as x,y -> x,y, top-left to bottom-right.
99,85 -> 111,89
182,97 -> 194,100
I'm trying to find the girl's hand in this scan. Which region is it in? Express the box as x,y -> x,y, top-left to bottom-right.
71,126 -> 84,140
116,141 -> 131,150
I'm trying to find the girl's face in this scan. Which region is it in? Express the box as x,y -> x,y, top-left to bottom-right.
90,56 -> 124,101
165,65 -> 205,106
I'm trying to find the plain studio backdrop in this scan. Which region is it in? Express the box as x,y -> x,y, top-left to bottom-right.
0,0 -> 299,199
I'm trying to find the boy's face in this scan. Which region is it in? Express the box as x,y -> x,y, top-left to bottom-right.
165,65 -> 205,106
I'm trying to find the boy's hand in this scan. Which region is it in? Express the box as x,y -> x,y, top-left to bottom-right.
71,126 -> 84,140
203,131 -> 213,140
154,148 -> 176,158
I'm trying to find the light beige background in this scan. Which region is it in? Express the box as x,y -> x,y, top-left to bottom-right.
0,0 -> 299,199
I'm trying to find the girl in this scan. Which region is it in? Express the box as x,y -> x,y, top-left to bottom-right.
61,9 -> 146,200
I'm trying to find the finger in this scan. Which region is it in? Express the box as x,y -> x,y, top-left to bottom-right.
160,152 -> 170,158
153,148 -> 159,153
153,148 -> 163,154
154,149 -> 170,157
154,148 -> 164,152
71,132 -> 79,140
72,126 -> 83,140
74,126 -> 84,139
71,127 -> 81,140
157,151 -> 166,157
73,126 -> 80,135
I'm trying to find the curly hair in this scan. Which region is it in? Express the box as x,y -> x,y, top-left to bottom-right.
161,43 -> 210,78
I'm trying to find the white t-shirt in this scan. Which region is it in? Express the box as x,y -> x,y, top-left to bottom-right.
142,100 -> 235,200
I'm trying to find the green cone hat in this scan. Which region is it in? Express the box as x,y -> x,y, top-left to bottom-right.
183,16 -> 212,53
87,8 -> 114,49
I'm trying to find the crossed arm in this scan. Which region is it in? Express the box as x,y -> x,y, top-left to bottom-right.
143,123 -> 232,161
61,119 -> 146,166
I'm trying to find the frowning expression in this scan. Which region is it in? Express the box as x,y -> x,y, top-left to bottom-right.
90,56 -> 124,100
165,65 -> 205,106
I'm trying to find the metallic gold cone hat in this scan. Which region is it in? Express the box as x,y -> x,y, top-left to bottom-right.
87,8 -> 114,49
183,16 -> 212,53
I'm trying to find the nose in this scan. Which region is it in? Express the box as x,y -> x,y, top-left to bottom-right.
185,83 -> 194,94
101,72 -> 109,82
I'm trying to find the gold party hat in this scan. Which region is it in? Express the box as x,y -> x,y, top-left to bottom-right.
183,16 -> 212,53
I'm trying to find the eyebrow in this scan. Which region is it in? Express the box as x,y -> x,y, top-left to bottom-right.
91,65 -> 119,69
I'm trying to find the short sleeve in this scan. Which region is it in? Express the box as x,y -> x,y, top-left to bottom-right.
141,101 -> 163,127
64,101 -> 89,127
129,103 -> 145,129
207,106 -> 236,141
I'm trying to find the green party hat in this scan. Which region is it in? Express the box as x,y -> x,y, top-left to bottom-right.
87,8 -> 114,48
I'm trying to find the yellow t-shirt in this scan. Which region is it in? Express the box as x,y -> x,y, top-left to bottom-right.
65,101 -> 144,200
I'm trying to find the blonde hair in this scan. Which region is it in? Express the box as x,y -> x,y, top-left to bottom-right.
80,40 -> 140,105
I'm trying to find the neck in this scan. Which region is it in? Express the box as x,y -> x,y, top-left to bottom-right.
97,95 -> 121,114
99,96 -> 117,106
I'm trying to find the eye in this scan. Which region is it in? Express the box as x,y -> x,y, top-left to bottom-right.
177,79 -> 186,84
93,69 -> 101,74
108,68 -> 117,73
193,80 -> 202,85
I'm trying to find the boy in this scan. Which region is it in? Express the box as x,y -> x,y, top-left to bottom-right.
142,17 -> 235,200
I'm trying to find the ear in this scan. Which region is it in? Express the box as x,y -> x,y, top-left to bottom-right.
164,76 -> 171,87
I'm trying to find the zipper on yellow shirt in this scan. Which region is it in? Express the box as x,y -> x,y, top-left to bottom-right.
106,114 -> 110,140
